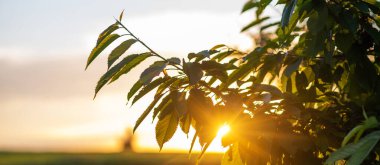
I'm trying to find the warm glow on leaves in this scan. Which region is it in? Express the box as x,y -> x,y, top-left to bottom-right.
217,125 -> 231,137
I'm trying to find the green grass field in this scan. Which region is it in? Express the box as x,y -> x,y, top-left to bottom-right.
0,152 -> 223,165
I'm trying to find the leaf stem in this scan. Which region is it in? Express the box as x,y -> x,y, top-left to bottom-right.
115,19 -> 182,70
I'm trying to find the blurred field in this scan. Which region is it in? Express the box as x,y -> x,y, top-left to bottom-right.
0,152 -> 222,165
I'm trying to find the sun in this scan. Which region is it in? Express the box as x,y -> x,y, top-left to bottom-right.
217,124 -> 231,137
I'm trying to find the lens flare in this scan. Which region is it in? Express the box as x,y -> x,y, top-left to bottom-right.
217,124 -> 231,137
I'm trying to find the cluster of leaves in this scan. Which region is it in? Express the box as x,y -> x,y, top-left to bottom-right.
86,0 -> 380,164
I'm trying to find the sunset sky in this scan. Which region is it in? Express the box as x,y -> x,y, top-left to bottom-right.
0,0 -> 280,153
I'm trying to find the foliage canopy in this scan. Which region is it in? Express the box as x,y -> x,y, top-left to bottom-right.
86,0 -> 380,164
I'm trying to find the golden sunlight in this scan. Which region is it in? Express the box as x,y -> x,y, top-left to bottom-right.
217,124 -> 231,137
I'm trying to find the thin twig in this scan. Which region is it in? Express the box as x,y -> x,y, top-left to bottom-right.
115,19 -> 182,70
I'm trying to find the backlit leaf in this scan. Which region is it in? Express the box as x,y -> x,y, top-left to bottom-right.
86,34 -> 120,69
241,1 -> 257,13
140,61 -> 168,85
96,23 -> 119,46
283,58 -> 302,77
133,93 -> 164,133
180,113 -> 191,134
281,0 -> 297,28
241,17 -> 270,32
183,61 -> 203,85
94,53 -> 151,98
109,53 -> 151,83
132,77 -> 169,105
108,39 -> 137,68
127,79 -> 143,101
155,109 -> 179,150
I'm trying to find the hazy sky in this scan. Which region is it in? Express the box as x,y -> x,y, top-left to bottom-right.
0,0 -> 268,153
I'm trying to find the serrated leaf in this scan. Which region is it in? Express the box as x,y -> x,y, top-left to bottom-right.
281,0 -> 297,28
96,23 -> 119,46
183,61 -> 204,85
132,77 -> 169,105
127,79 -> 143,101
201,60 -> 228,82
241,17 -> 270,32
94,53 -> 150,98
133,93 -> 164,133
140,61 -> 168,85
86,34 -> 121,69
156,78 -> 178,96
167,57 -> 181,65
155,109 -> 179,150
109,53 -> 151,83
108,39 -> 137,68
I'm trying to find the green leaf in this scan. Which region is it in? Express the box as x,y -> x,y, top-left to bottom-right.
283,58 -> 302,77
326,131 -> 380,165
307,6 -> 328,34
189,131 -> 198,154
167,57 -> 181,65
127,79 -> 142,102
96,23 -> 119,46
109,53 -> 151,83
210,44 -> 226,51
94,53 -> 151,98
156,78 -> 178,97
86,34 -> 121,69
224,60 -> 256,88
180,113 -> 191,134
173,91 -> 187,116
201,60 -> 228,82
260,21 -> 280,32
281,0 -> 297,28
295,71 -> 308,92
342,125 -> 363,147
241,16 -> 270,32
241,1 -> 257,13
347,135 -> 379,165
132,77 -> 169,105
183,61 -> 204,85
340,10 -> 358,33
153,95 -> 172,121
119,9 -> 124,21
107,39 -> 137,68
251,84 -> 283,99
155,109 -> 179,150
140,61 -> 168,85
133,93 -> 164,133
211,50 -> 235,61
335,32 -> 354,52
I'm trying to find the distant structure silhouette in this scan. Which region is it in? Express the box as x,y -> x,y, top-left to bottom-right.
122,128 -> 135,152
